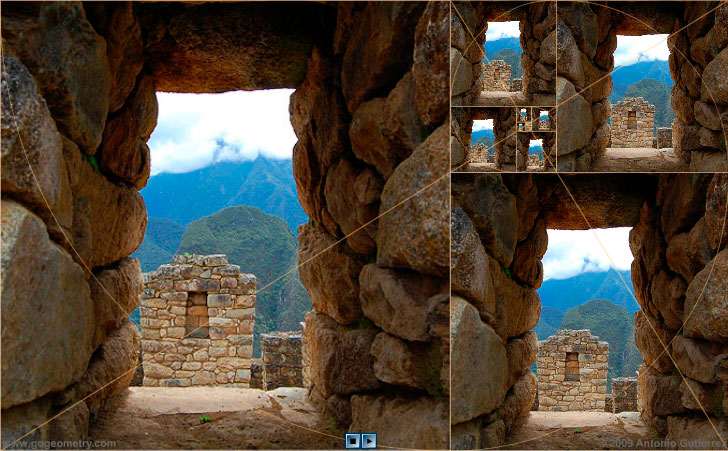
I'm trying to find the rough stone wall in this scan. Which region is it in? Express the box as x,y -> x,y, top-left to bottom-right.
668,2 -> 728,170
630,174 -> 728,443
451,174 -> 544,449
140,255 -> 256,388
610,97 -> 655,148
482,60 -> 511,91
512,78 -> 523,92
537,329 -> 609,412
261,331 -> 303,390
657,127 -> 674,149
294,3 -> 450,449
2,2 -> 150,445
451,2 -> 555,169
555,2 -> 616,171
606,377 -> 639,413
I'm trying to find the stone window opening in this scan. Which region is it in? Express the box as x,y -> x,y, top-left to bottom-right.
494,69 -> 500,80
185,292 -> 210,339
628,111 -> 637,129
565,351 -> 580,381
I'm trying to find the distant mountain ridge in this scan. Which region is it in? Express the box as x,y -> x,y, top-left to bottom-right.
538,269 -> 638,315
140,157 -> 307,231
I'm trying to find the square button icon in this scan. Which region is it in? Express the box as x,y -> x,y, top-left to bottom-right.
345,433 -> 361,449
361,433 -> 377,449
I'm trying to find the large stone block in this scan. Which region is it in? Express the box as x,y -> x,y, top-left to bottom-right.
684,249 -> 728,343
555,77 -> 592,156
0,396 -> 52,448
451,296 -> 508,424
371,332 -> 442,393
89,258 -> 142,351
359,264 -> 443,342
1,56 -> 72,232
297,224 -> 364,325
303,312 -> 380,399
634,310 -> 676,373
61,136 -> 147,269
341,2 -> 424,112
349,394 -> 448,450
490,256 -> 542,340
701,47 -> 728,106
495,370 -> 537,428
451,207 -> 494,314
83,2 -> 144,113
1,200 -> 95,408
666,217 -> 714,283
413,1 -> 448,127
2,2 -> 111,154
78,320 -> 141,415
451,174 -> 518,267
706,174 -> 728,251
377,124 -> 449,277
639,366 -> 686,419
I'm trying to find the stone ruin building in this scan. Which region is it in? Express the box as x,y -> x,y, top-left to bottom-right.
140,254 -> 256,387
1,2 -> 449,448
536,329 -> 609,412
657,127 -> 674,149
610,97 -> 656,148
605,377 -> 639,414
254,331 -> 304,391
482,60 -> 511,91
453,1 -> 728,171
451,173 -> 728,449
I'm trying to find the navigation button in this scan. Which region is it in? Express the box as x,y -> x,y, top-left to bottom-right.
345,433 -> 361,449
361,432 -> 377,449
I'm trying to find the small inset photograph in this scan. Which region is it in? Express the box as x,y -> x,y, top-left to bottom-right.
554,1 -> 728,172
451,1 -> 556,172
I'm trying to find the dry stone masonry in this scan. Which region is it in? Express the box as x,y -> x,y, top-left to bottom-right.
605,377 -> 639,413
610,97 -> 655,148
482,60 -> 511,91
140,255 -> 256,387
260,331 -> 304,390
555,1 -> 728,171
1,2 -> 449,448
536,329 -> 609,412
657,127 -> 674,149
451,173 -> 728,449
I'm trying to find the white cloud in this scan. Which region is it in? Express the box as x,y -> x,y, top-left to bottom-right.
148,90 -> 296,176
486,21 -> 520,40
529,139 -> 542,148
542,228 -> 633,281
472,119 -> 494,131
614,34 -> 670,67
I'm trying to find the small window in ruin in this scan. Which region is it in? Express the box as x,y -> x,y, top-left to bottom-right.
565,352 -> 580,381
494,70 -> 500,80
628,111 -> 637,129
186,292 -> 209,338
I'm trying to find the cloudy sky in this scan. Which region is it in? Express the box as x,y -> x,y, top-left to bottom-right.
147,90 -> 296,176
542,228 -> 633,281
473,119 -> 494,131
486,21 -> 669,67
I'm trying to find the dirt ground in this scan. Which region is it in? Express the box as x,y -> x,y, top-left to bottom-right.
589,148 -> 687,172
503,411 -> 662,450
89,387 -> 343,449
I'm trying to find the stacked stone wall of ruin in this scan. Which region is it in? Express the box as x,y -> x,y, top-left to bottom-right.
605,377 -> 639,413
657,127 -> 674,149
0,2 -> 450,448
261,331 -> 303,390
451,1 -> 555,170
482,60 -> 511,91
140,255 -> 256,388
537,329 -> 609,411
610,97 -> 655,148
